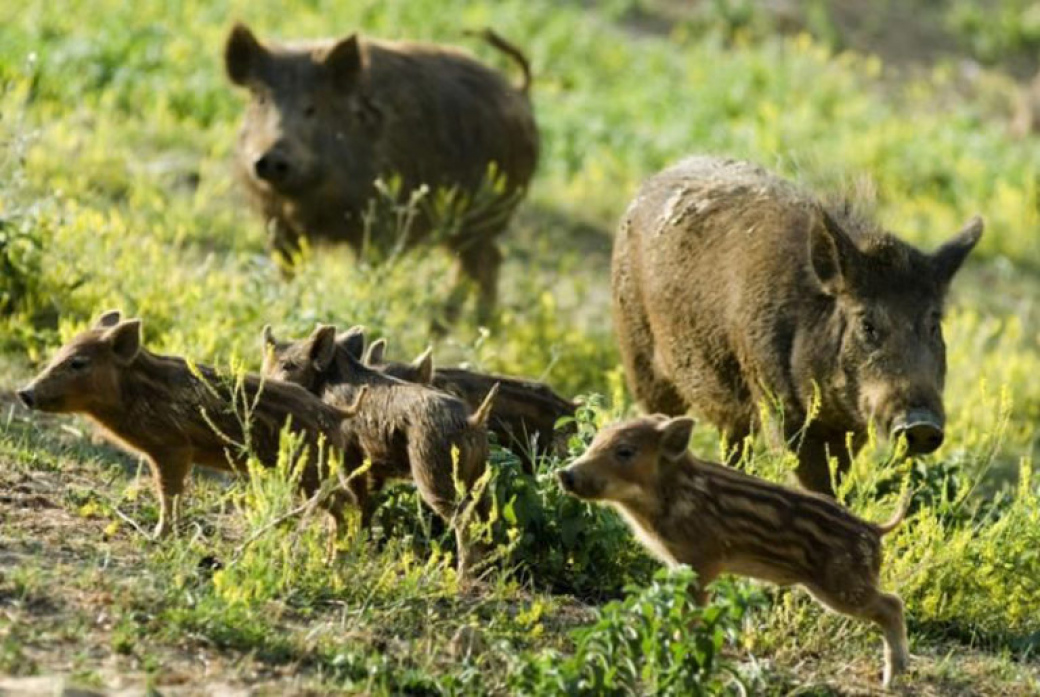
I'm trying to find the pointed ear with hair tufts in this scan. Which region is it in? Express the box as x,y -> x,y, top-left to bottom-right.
807,207 -> 859,295
932,215 -> 983,287
103,320 -> 142,365
94,310 -> 123,329
322,34 -> 363,89
336,326 -> 366,361
309,325 -> 338,373
225,22 -> 269,86
261,324 -> 276,349
411,347 -> 434,384
658,417 -> 695,461
363,338 -> 387,366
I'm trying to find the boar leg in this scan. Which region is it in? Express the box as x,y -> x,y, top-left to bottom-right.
810,583 -> 909,687
410,453 -> 490,579
443,241 -> 502,328
614,296 -> 688,416
149,449 -> 193,538
320,489 -> 356,563
266,217 -> 302,276
793,432 -> 853,497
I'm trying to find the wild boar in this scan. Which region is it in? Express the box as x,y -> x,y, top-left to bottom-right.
361,337 -> 577,473
558,415 -> 910,687
17,311 -> 365,541
224,23 -> 539,324
261,324 -> 498,576
613,156 -> 982,495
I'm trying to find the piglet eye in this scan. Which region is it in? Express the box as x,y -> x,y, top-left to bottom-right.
303,104 -> 316,118
615,444 -> 637,461
69,356 -> 90,371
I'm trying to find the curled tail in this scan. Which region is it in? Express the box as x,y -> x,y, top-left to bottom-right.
468,382 -> 500,428
466,28 -> 532,95
336,386 -> 369,419
875,490 -> 913,536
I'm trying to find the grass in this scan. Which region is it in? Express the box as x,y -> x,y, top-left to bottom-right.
2,0 -> 1040,693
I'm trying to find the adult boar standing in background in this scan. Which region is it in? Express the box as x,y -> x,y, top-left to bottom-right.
224,23 -> 539,325
613,156 -> 982,496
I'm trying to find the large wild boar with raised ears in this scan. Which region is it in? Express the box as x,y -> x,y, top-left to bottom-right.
224,23 -> 539,324
613,156 -> 983,495
17,311 -> 365,541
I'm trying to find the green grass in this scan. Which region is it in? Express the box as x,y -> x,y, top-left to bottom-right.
2,0 -> 1040,693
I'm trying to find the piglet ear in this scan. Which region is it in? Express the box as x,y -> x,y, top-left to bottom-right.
322,34 -> 363,88
932,215 -> 983,287
336,325 -> 366,361
309,325 -> 338,372
94,309 -> 123,329
658,417 -> 695,461
363,338 -> 387,366
104,320 -> 142,365
225,22 -> 269,86
261,324 -> 276,348
411,347 -> 434,384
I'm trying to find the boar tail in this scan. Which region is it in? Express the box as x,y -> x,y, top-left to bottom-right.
467,28 -> 532,95
874,490 -> 912,536
468,382 -> 500,428
337,386 -> 369,418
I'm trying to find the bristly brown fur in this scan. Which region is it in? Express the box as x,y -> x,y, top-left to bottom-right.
367,342 -> 576,474
262,325 -> 494,577
558,415 -> 911,687
20,314 -> 363,540
613,155 -> 982,496
225,23 -> 539,324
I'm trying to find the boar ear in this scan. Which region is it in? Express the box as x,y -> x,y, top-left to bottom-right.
104,320 -> 142,365
808,208 -> 859,295
323,34 -> 363,87
363,338 -> 387,366
94,309 -> 123,329
336,326 -> 366,362
658,417 -> 695,461
932,215 -> 983,286
309,325 -> 338,372
225,22 -> 268,86
411,347 -> 434,384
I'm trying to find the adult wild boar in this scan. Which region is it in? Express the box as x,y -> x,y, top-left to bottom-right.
224,23 -> 539,323
613,157 -> 982,495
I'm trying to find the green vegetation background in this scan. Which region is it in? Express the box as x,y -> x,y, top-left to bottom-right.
1,0 -> 1039,693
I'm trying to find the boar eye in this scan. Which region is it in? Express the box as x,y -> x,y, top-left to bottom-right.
281,360 -> 299,372
69,355 -> 90,371
859,317 -> 880,345
615,444 -> 637,461
303,104 -> 316,118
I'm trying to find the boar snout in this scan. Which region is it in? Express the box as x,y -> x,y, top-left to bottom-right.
253,147 -> 293,186
556,467 -> 576,492
16,387 -> 35,409
891,408 -> 944,455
